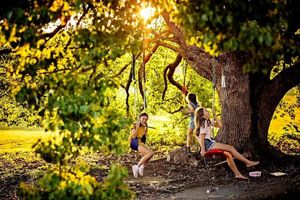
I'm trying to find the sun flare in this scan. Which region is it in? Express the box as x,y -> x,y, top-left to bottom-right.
140,6 -> 155,21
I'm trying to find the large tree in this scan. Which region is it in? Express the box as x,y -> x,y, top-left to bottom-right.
160,1 -> 300,162
1,0 -> 299,165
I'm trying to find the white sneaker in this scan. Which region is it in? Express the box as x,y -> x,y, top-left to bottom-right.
139,165 -> 145,176
132,165 -> 139,178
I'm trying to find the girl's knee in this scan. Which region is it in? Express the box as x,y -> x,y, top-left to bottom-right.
144,149 -> 154,157
223,151 -> 233,159
149,151 -> 154,157
226,144 -> 235,152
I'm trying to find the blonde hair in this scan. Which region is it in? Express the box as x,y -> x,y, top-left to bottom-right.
194,107 -> 210,135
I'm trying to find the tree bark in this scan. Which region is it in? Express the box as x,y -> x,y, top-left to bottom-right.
216,53 -> 253,151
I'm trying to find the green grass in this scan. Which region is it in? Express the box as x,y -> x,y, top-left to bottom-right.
269,95 -> 300,135
268,91 -> 300,154
0,128 -> 49,153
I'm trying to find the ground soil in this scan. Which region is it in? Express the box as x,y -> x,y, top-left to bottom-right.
121,147 -> 300,199
1,149 -> 300,200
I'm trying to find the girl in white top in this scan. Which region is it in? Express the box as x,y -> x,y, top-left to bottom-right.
194,107 -> 260,180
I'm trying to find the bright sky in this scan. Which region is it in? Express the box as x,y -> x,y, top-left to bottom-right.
42,15 -> 79,33
140,6 -> 156,21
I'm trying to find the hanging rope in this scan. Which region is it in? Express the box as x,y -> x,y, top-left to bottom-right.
131,53 -> 139,119
182,60 -> 188,96
142,29 -> 147,111
211,58 -> 217,139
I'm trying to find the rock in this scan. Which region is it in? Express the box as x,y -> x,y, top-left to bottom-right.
167,147 -> 189,164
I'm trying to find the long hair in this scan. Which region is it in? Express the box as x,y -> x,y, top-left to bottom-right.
186,93 -> 197,105
135,112 -> 148,128
139,112 -> 148,119
194,107 -> 211,132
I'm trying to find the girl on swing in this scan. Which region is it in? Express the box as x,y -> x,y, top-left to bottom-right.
194,107 -> 260,180
129,112 -> 154,178
185,93 -> 200,154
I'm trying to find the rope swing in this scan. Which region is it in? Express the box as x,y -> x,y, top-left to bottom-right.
131,53 -> 139,119
141,15 -> 147,112
211,58 -> 217,139
182,60 -> 188,96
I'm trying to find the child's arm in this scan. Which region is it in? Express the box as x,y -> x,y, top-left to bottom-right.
200,134 -> 206,156
188,103 -> 195,114
212,115 -> 222,128
144,124 -> 148,136
131,122 -> 140,138
195,126 -> 206,156
213,120 -> 222,128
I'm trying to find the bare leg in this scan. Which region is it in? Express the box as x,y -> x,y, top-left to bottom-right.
212,142 -> 259,167
137,145 -> 154,167
187,128 -> 194,145
223,151 -> 248,180
186,128 -> 193,151
194,135 -> 203,153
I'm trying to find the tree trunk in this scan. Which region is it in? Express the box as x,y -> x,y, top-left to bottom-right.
253,63 -> 300,162
186,51 -> 253,151
216,53 -> 253,151
184,49 -> 300,161
187,49 -> 300,162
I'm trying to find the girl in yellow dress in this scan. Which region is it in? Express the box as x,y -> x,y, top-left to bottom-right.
129,112 -> 154,178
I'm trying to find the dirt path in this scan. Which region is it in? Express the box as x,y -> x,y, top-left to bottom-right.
125,155 -> 300,199
172,176 -> 300,199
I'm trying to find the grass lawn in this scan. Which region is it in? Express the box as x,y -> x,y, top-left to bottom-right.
269,94 -> 300,135
0,128 -> 49,153
268,92 -> 300,154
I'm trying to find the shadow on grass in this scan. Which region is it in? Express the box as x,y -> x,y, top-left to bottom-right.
0,173 -> 31,200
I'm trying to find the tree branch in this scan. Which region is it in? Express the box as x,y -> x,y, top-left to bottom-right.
109,52 -> 141,78
125,64 -> 133,116
162,54 -> 183,99
161,11 -> 185,45
64,5 -> 91,50
255,62 -> 300,161
156,41 -> 180,53
266,62 -> 300,108
41,22 -> 69,41
138,43 -> 160,99
161,10 -> 219,81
